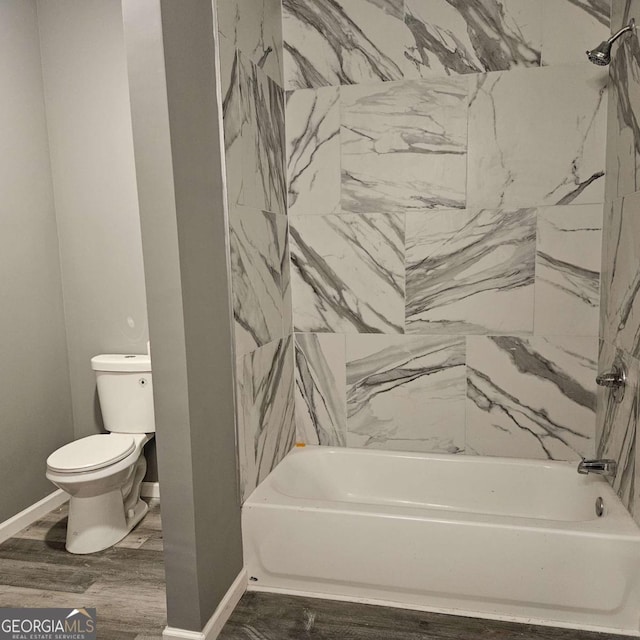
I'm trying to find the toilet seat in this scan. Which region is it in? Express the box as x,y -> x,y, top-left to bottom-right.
47,434 -> 136,473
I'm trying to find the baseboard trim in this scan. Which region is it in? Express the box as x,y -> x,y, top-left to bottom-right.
163,569 -> 247,640
0,489 -> 68,544
141,481 -> 160,499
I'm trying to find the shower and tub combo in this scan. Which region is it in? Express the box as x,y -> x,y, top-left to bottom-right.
241,326 -> 640,634
237,19 -> 640,638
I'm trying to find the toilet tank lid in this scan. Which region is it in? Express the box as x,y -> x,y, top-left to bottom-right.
91,354 -> 151,372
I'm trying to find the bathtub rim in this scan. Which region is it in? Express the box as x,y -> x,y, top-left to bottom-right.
246,445 -> 640,536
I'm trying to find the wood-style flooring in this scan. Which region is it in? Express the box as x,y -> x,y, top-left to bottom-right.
218,591 -> 630,640
0,500 -> 166,640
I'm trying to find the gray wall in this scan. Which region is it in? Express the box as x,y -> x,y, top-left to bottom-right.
0,0 -> 74,522
36,0 -> 157,480
37,0 -> 150,439
123,0 -> 242,631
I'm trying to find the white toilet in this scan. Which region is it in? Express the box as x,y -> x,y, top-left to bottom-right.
46,354 -> 155,554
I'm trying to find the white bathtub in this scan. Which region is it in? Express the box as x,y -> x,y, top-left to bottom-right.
242,446 -> 640,636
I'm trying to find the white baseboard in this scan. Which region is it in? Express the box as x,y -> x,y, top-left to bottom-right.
0,489 -> 68,544
141,481 -> 160,499
163,569 -> 247,640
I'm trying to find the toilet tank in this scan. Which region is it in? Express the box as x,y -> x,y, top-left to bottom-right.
91,355 -> 155,434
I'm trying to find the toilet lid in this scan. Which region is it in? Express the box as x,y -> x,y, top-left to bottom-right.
47,434 -> 136,472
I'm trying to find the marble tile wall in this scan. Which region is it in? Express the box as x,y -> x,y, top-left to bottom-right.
216,0 -> 295,501
599,0 -> 640,523
288,0 -> 610,462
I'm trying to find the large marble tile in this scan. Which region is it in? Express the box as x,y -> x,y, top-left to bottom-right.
345,335 -> 466,453
466,335 -> 598,460
290,213 -> 405,333
602,192 -> 640,357
596,340 -> 636,512
405,208 -> 535,334
404,0 -> 541,77
282,227 -> 293,337
541,0 -> 610,67
229,206 -> 288,356
295,333 -> 346,446
341,77 -> 468,213
282,0 -> 413,90
217,0 -> 283,86
236,52 -> 286,215
605,0 -> 640,201
220,34 -> 245,209
346,334 -> 466,453
467,65 -> 608,209
534,204 -> 602,337
286,87 -> 340,215
218,31 -> 236,106
237,336 -> 296,501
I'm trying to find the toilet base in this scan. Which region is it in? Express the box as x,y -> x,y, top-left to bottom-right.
65,493 -> 149,555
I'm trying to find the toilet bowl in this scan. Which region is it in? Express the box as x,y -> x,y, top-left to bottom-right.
46,354 -> 155,554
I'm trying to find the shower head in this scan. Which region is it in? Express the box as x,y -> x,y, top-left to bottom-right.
586,19 -> 635,66
586,41 -> 613,65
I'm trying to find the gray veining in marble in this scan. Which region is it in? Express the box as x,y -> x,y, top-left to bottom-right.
341,77 -> 468,213
237,52 -> 287,215
602,192 -> 640,358
290,214 -> 405,333
405,208 -> 535,334
405,0 -> 541,77
534,204 -> 602,337
295,333 -> 346,446
230,206 -> 288,355
237,336 -> 296,501
541,0 -> 610,66
217,0 -> 284,87
569,0 -> 611,25
282,0 -> 411,90
286,86 -> 341,215
222,46 -> 286,216
347,334 -> 466,453
605,0 -> 640,201
467,335 -> 598,460
467,65 -> 608,209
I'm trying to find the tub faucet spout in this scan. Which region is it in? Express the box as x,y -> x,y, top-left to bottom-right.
577,459 -> 617,477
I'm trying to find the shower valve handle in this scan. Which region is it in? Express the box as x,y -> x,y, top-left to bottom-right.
596,356 -> 627,403
596,369 -> 625,388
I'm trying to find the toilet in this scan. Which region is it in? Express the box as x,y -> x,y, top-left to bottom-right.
46,354 -> 155,554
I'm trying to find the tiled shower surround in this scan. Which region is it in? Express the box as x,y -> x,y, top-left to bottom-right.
598,0 -> 640,522
288,0 -> 609,461
216,0 -> 622,501
218,0 -> 295,500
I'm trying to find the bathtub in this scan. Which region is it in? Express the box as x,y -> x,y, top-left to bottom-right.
242,446 -> 640,636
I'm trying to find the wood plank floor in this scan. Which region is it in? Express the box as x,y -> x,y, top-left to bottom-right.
218,591 -> 630,640
0,500 -> 166,640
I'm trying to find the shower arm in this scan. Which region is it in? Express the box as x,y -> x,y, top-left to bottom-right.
608,19 -> 636,47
